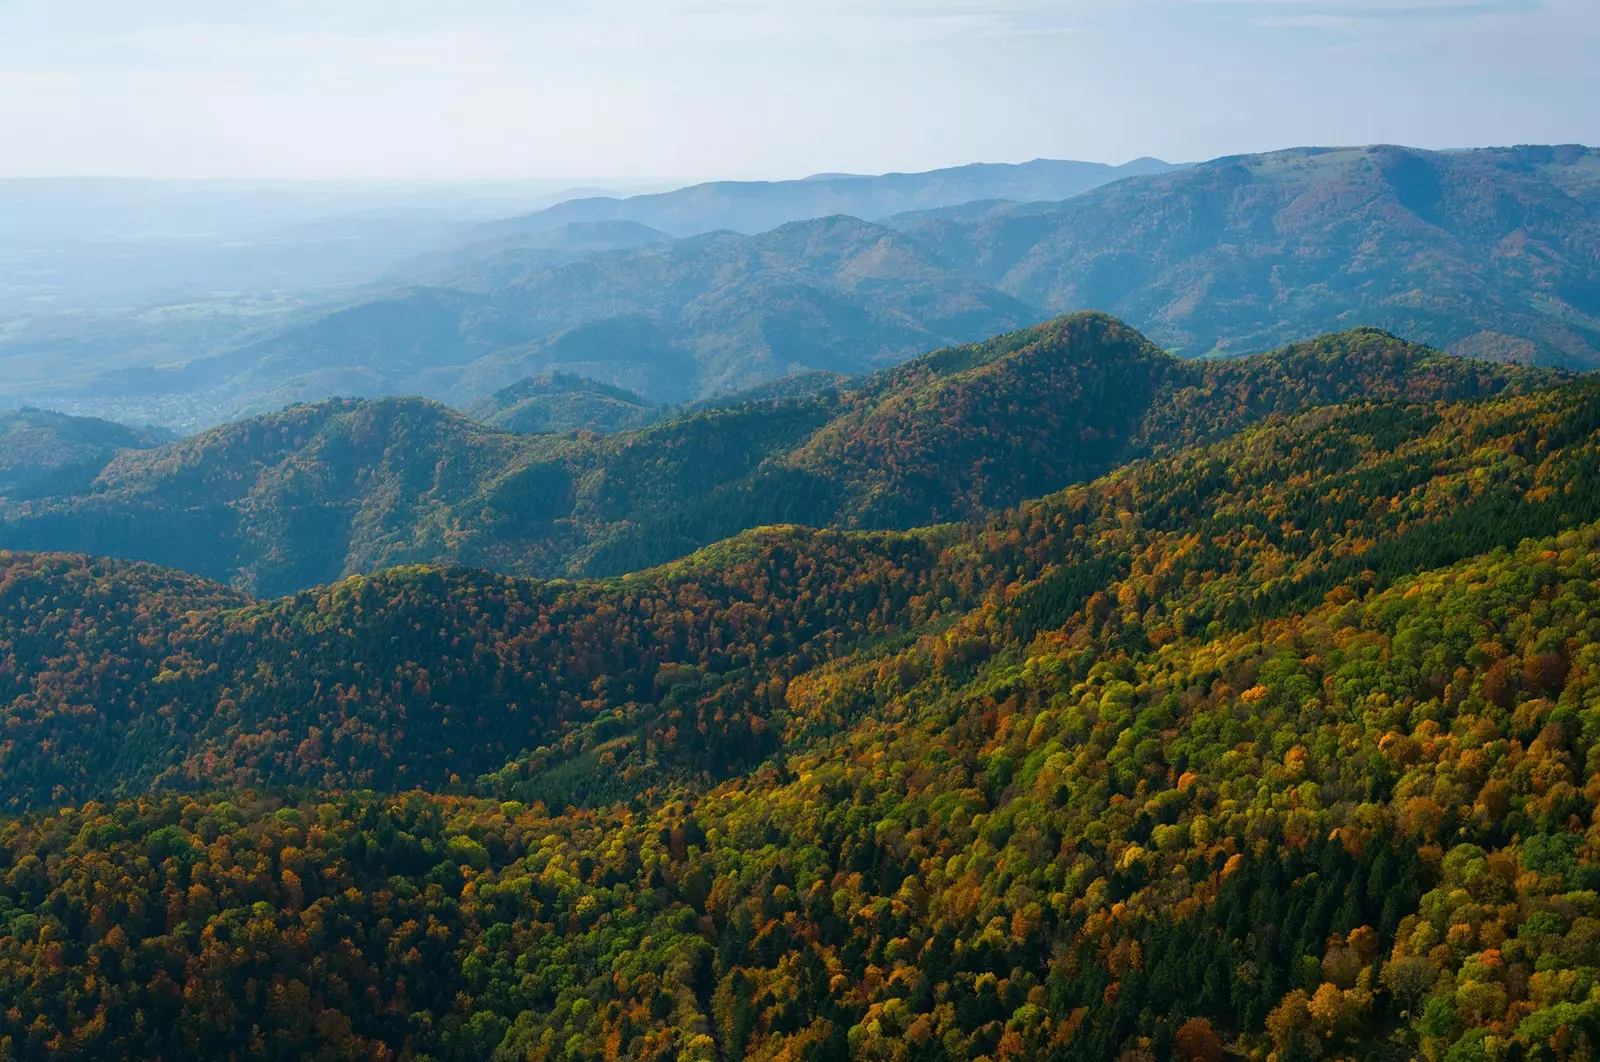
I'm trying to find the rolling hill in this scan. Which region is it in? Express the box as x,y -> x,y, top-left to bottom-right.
78,216 -> 1040,427
0,357 -> 1598,1058
465,372 -> 662,434
0,314 -> 1560,595
905,143 -> 1600,365
42,145 -> 1600,432
0,408 -> 172,498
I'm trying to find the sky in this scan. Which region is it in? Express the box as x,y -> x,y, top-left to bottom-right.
0,0 -> 1595,181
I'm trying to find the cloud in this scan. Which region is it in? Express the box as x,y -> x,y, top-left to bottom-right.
0,0 -> 1086,80
1251,13 -> 1357,27
1184,0 -> 1548,26
1186,0 -> 1531,9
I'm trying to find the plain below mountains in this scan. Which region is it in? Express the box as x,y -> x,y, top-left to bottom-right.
0,313 -> 1561,596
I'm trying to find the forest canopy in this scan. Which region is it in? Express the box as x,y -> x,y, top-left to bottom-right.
0,318 -> 1597,1060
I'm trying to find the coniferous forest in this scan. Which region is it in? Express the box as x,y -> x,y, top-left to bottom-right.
1,304 -> 1600,1060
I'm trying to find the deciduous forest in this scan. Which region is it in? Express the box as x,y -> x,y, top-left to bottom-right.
1,315 -> 1599,1059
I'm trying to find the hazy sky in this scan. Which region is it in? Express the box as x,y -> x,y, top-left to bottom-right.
1,0 -> 1595,181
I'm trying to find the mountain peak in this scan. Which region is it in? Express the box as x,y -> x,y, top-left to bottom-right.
3,315 -> 1552,594
468,372 -> 659,435
906,144 -> 1600,364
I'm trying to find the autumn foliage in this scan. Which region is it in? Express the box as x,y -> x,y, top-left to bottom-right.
0,325 -> 1599,1058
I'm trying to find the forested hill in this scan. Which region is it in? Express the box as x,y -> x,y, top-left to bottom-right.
0,407 -> 171,498
465,372 -> 662,434
0,314 -> 1559,593
3,371 -> 1600,1057
904,144 -> 1600,366
3,373 -> 1597,809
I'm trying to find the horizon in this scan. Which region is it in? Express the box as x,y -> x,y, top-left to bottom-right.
4,142 -> 1597,189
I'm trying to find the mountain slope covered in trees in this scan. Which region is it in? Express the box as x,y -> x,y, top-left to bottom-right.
1,363 -> 1600,1058
0,315 -> 1558,594
905,144 -> 1600,365
0,408 -> 171,498
466,372 -> 663,434
1,371 -> 1597,807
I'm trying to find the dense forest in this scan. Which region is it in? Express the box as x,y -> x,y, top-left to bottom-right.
1,326 -> 1600,1057
0,409 -> 171,500
0,315 -> 1559,595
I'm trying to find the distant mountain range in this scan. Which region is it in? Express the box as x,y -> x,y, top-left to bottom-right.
27,144 -> 1600,431
902,143 -> 1600,364
392,219 -> 676,289
75,216 -> 1040,426
0,314 -> 1559,596
462,156 -> 1181,239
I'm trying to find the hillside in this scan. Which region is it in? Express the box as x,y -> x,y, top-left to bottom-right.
422,313 -> 703,407
468,156 -> 1180,239
0,397 -> 587,596
682,368 -> 850,411
2,370 -> 1593,807
0,408 -> 171,498
466,372 -> 662,434
906,144 -> 1600,365
1,370 -> 1599,1058
0,315 -> 1559,594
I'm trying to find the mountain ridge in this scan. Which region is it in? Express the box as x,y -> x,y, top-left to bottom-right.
73,215 -> 1040,427
0,345 -> 1598,1058
0,315 -> 1563,595
38,144 -> 1600,431
470,156 -> 1183,239
904,143 -> 1600,365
